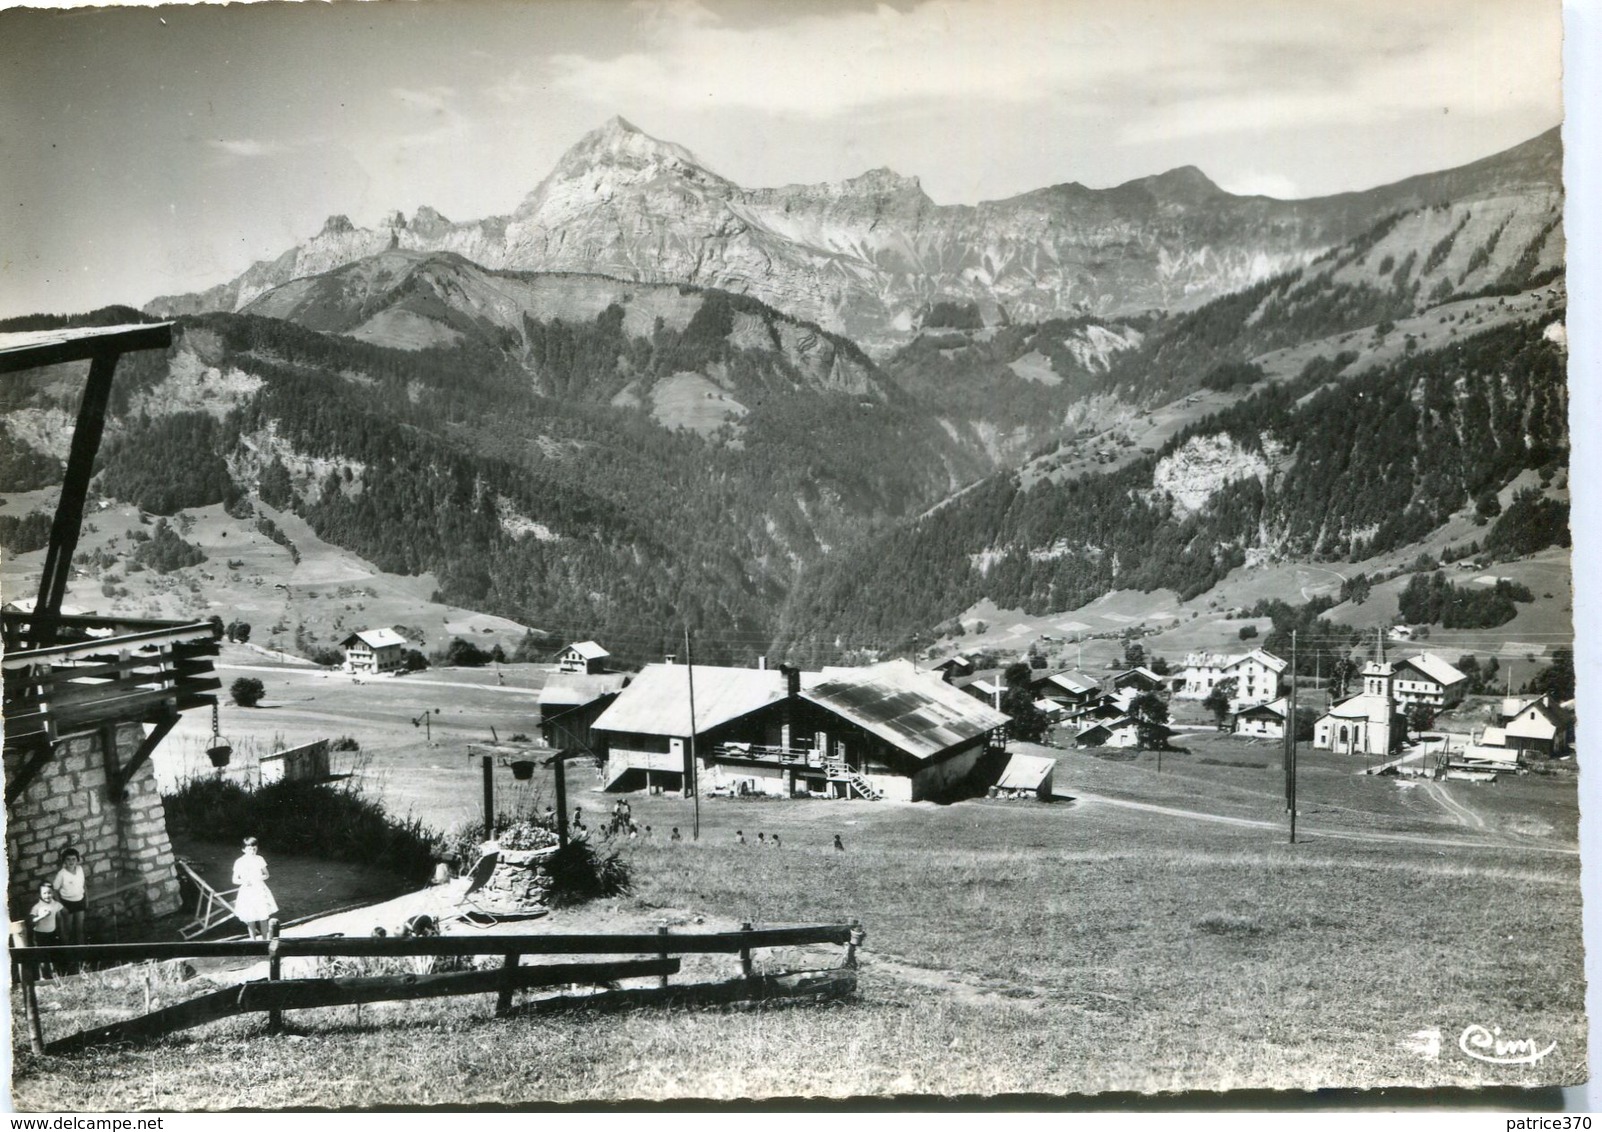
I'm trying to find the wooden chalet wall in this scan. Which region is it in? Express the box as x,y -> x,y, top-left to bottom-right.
6,722 -> 182,933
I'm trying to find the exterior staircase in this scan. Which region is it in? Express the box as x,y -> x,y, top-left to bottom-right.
824,758 -> 882,801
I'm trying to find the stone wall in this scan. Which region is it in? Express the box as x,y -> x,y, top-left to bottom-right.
6,722 -> 182,937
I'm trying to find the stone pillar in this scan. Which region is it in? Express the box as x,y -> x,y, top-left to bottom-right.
6,721 -> 182,937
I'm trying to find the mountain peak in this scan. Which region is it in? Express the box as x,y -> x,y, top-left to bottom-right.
1122,165 -> 1224,202
514,116 -> 730,218
319,214 -> 356,235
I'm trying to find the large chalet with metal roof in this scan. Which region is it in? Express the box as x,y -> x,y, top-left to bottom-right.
592,658 -> 1011,802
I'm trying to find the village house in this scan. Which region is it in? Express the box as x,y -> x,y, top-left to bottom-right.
592,659 -> 1010,802
538,671 -> 631,754
928,655 -> 973,683
1231,698 -> 1288,740
1073,714 -> 1174,750
961,676 -> 1004,709
1031,669 -> 1100,708
340,627 -> 407,674
1379,653 -> 1470,711
1176,648 -> 1287,707
1472,694 -> 1571,760
1108,666 -> 1164,693
556,640 -> 611,675
1312,660 -> 1405,757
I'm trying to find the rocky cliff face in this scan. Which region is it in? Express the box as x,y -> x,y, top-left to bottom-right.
148,118 -> 1563,354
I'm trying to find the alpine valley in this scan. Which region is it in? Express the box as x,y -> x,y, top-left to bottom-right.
0,118 -> 1568,669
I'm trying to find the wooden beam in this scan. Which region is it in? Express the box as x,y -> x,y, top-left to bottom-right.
107,711 -> 178,800
15,924 -> 858,965
507,968 -> 858,1019
33,351 -> 122,648
0,322 -> 171,375
5,739 -> 56,807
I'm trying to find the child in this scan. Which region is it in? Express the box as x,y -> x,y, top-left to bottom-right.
734,829 -> 746,845
30,882 -> 64,978
231,837 -> 279,941
771,833 -> 781,849
757,832 -> 766,847
670,826 -> 682,843
833,833 -> 845,851
52,847 -> 87,946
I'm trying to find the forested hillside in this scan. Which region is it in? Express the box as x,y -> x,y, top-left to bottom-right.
775,315 -> 1569,657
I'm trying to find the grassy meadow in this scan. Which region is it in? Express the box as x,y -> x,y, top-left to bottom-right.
10,730 -> 1585,1106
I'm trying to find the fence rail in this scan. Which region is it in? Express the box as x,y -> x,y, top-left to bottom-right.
12,921 -> 864,1055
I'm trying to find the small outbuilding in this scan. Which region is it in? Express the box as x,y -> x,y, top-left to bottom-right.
993,752 -> 1055,800
1232,697 -> 1287,739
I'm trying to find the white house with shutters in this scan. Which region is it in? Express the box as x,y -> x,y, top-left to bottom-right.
340,627 -> 408,674
1381,653 -> 1470,711
556,640 -> 611,674
1176,648 -> 1287,707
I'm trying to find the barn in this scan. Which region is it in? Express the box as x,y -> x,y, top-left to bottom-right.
592,659 -> 1010,802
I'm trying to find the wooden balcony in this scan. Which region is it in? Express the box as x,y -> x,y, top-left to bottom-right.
3,612 -> 222,803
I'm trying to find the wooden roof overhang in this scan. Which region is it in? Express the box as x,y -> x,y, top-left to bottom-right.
0,322 -> 219,807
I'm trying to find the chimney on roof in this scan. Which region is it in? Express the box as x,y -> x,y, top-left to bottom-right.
780,664 -> 800,698
757,655 -> 767,670
664,653 -> 677,665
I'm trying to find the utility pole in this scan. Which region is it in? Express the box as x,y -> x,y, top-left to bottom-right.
685,627 -> 700,842
1289,630 -> 1298,844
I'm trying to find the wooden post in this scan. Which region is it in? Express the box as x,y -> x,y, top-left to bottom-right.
496,952 -> 519,1017
20,955 -> 45,1054
845,921 -> 865,970
267,918 -> 283,1033
482,754 -> 495,841
33,350 -> 121,647
656,925 -> 670,988
554,757 -> 568,850
739,920 -> 754,980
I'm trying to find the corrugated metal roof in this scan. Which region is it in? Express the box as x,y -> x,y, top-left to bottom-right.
539,672 -> 630,707
996,753 -> 1054,791
342,627 -> 406,649
592,663 -> 789,737
1042,670 -> 1098,693
562,640 -> 610,660
1506,704 -> 1559,741
801,659 -> 1009,763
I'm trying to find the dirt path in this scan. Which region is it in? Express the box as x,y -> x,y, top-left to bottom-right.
1065,789 -> 1576,855
214,662 -> 541,696
1422,780 -> 1487,829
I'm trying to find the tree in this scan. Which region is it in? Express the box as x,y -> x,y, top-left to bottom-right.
1202,677 -> 1238,731
1129,691 -> 1170,750
1406,702 -> 1435,739
1238,624 -> 1259,640
230,677 -> 266,708
1122,640 -> 1146,670
401,648 -> 430,672
1330,656 -> 1356,700
226,621 -> 252,644
999,685 -> 1047,743
1529,648 -> 1574,702
1003,661 -> 1033,689
443,637 -> 492,667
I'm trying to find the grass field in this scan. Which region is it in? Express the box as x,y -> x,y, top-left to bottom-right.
11,720 -> 1584,1106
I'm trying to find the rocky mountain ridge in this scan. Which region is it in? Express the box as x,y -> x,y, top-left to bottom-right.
148,118 -> 1563,355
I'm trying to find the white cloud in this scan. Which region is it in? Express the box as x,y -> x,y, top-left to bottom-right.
543,0 -> 1560,141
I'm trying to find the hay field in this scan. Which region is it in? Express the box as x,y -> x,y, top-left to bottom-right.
12,730 -> 1583,1106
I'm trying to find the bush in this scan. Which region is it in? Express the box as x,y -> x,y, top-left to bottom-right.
1238,625 -> 1258,640
163,777 -> 437,884
544,840 -> 632,908
230,677 -> 266,707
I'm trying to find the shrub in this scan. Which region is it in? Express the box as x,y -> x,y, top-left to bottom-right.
544,840 -> 632,908
1238,625 -> 1259,640
308,645 -> 345,667
163,777 -> 436,884
230,677 -> 266,707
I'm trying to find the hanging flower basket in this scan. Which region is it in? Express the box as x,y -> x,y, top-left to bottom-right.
509,759 -> 536,781
207,741 -> 233,768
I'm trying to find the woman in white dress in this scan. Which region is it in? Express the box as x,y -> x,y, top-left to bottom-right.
231,837 -> 279,940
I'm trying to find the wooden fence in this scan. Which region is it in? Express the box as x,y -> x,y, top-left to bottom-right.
12,921 -> 865,1055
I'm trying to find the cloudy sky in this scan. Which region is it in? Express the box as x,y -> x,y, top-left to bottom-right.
0,0 -> 1566,317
